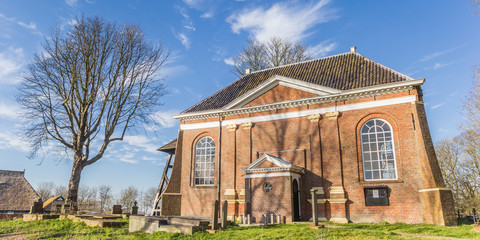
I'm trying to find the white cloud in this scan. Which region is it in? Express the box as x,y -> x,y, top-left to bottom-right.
0,13 -> 42,35
123,135 -> 159,154
151,110 -> 179,128
0,47 -> 24,84
201,12 -> 214,18
0,102 -> 19,119
307,41 -> 336,58
183,0 -> 203,8
224,57 -> 235,66
176,33 -> 191,49
227,0 -> 335,42
65,0 -> 78,6
178,7 -> 196,31
418,45 -> 463,62
431,103 -> 445,110
0,130 -> 29,152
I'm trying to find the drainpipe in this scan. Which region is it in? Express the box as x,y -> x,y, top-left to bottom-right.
217,115 -> 222,204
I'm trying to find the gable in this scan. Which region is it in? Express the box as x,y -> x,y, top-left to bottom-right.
225,75 -> 341,110
242,84 -> 318,108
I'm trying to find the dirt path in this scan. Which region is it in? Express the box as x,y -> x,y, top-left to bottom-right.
0,233 -> 29,240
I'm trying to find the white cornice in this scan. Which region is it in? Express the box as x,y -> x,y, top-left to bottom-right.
178,95 -> 417,130
173,78 -> 424,120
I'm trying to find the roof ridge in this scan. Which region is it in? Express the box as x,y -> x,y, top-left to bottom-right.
247,51 -> 354,75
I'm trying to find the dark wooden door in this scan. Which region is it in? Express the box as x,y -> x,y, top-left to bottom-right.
292,179 -> 300,221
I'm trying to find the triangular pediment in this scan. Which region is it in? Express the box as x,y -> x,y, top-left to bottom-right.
242,154 -> 304,174
224,75 -> 342,110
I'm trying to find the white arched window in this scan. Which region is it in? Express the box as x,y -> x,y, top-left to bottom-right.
361,119 -> 397,180
194,136 -> 215,186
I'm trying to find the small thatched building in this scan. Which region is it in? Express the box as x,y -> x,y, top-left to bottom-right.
0,170 -> 40,215
43,196 -> 65,213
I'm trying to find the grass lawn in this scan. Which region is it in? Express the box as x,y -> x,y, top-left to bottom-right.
0,218 -> 479,239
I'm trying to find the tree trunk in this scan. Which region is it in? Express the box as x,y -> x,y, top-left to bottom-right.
67,154 -> 84,211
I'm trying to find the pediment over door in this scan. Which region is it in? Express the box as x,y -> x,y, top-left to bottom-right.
242,154 -> 304,174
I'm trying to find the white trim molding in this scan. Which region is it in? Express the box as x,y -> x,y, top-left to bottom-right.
245,172 -> 301,179
179,95 -> 417,130
418,188 -> 451,193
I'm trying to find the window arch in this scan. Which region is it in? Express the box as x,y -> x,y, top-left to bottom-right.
360,118 -> 397,180
194,136 -> 215,186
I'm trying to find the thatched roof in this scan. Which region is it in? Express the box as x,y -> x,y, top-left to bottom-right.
0,170 -> 40,211
43,195 -> 64,208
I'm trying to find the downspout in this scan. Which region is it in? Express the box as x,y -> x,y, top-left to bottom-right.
217,115 -> 222,203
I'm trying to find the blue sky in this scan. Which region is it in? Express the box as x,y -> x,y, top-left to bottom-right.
0,0 -> 479,195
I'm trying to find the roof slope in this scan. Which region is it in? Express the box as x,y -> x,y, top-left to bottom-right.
183,52 -> 412,113
157,139 -> 177,153
0,170 -> 40,211
43,196 -> 64,208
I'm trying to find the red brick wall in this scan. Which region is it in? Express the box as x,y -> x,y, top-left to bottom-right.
171,89 -> 455,225
247,176 -> 294,223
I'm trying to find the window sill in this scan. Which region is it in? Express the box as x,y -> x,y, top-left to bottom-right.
191,185 -> 217,189
359,180 -> 403,184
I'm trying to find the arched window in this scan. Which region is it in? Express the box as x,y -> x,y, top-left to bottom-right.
194,136 -> 215,186
360,119 -> 397,180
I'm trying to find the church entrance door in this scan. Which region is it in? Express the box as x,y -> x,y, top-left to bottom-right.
292,179 -> 300,221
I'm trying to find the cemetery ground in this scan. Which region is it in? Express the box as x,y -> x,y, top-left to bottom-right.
0,218 -> 479,239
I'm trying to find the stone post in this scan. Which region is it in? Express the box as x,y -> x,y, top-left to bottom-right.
212,200 -> 219,230
311,189 -> 318,226
222,200 -> 228,229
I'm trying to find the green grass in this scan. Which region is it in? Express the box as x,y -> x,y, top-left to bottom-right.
0,218 -> 479,239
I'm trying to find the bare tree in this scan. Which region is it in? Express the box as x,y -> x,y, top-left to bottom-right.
119,185 -> 139,212
17,16 -> 168,210
98,185 -> 113,213
37,182 -> 55,201
231,37 -> 310,77
140,187 -> 156,215
78,185 -> 97,211
54,185 -> 68,198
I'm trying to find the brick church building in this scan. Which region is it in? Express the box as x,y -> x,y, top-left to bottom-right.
160,47 -> 456,225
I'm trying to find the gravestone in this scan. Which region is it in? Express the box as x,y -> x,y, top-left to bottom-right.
277,215 -> 282,224
270,214 -> 275,224
131,201 -> 138,215
212,200 -> 219,230
221,200 -> 228,229
262,214 -> 267,226
29,201 -> 44,214
112,205 -> 122,214
246,214 -> 251,225
238,215 -> 244,224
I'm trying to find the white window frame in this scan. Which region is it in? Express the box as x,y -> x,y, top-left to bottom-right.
193,136 -> 215,186
360,118 -> 398,181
